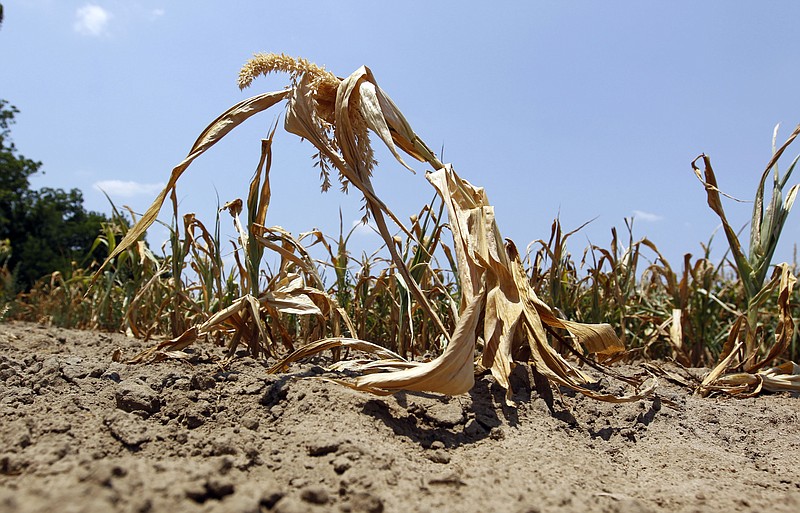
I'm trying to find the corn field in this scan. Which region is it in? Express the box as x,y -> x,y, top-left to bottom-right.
4,54 -> 799,399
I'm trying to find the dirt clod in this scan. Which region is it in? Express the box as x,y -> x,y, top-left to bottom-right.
115,379 -> 161,415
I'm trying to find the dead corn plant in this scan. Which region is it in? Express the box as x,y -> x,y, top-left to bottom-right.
128,129 -> 355,363
638,238 -> 740,367
96,53 -> 655,403
526,217 -> 594,324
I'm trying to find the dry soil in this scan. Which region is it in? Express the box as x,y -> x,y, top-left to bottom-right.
1,321 -> 799,513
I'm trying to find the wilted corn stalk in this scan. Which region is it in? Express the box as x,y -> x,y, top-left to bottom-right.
98,53 -> 654,403
639,237 -> 739,366
394,197 -> 452,357
586,220 -> 647,347
182,210 -> 234,314
693,124 -> 800,395
527,217 -> 593,323
130,133 -> 353,362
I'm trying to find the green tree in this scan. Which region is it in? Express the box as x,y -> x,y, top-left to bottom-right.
0,100 -> 108,289
0,101 -> 42,238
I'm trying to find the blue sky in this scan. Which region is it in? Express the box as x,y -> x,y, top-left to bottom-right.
2,1 -> 799,271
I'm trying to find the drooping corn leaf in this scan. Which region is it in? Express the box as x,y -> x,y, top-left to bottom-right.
426,166 -> 646,404
268,337 -> 406,375
129,282 -> 324,363
291,287 -> 484,396
692,154 -> 755,297
94,90 -> 290,279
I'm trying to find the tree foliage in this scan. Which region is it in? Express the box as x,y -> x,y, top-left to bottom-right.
0,100 -> 108,290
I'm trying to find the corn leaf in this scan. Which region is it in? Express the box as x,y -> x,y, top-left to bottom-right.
94,90 -> 290,278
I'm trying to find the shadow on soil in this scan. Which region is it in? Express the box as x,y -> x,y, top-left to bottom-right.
360,369 -> 533,449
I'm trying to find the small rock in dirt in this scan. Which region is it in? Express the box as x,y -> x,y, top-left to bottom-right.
428,470 -> 466,486
162,394 -> 190,419
273,497 -> 309,513
206,478 -> 235,500
426,449 -> 451,464
101,370 -> 122,383
61,356 -> 90,381
0,361 -> 20,382
211,435 -> 238,456
307,439 -> 342,457
464,418 -> 486,437
37,357 -> 65,387
88,363 -> 107,378
475,411 -> 502,430
423,401 -> 466,427
331,455 -> 351,474
300,485 -> 329,505
185,413 -> 205,429
334,441 -> 364,456
257,377 -> 286,404
489,427 -> 505,440
104,411 -> 152,447
289,477 -> 308,488
242,381 -> 265,395
159,372 -> 189,390
115,379 -> 160,415
184,400 -> 213,429
191,373 -> 217,391
345,492 -> 384,513
241,415 -> 259,431
216,371 -> 239,382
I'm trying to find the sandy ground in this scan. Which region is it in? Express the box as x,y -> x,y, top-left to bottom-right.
1,321 -> 799,513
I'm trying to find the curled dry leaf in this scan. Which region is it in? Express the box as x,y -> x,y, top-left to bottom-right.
703,362 -> 800,396
128,281 -> 324,364
700,263 -> 798,396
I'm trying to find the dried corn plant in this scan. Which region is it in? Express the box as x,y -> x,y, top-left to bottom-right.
423,166 -> 654,403
129,129 -> 353,363
694,124 -> 800,395
95,53 -> 654,402
638,241 -> 738,367
526,217 -> 594,325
